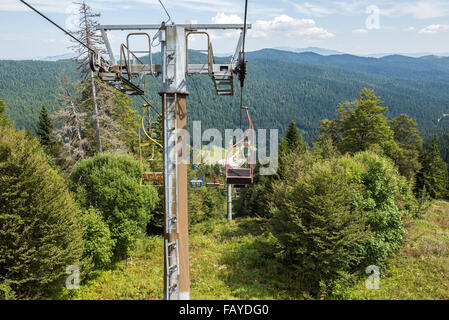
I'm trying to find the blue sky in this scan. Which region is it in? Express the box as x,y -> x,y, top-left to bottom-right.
1,0 -> 449,59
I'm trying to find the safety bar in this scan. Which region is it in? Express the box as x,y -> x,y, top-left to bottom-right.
186,31 -> 214,76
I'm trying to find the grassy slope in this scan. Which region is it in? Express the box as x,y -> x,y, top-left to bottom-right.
62,201 -> 449,300
341,200 -> 449,300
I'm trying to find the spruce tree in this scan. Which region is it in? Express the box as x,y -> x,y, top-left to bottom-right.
36,106 -> 54,148
0,126 -> 84,298
390,114 -> 423,182
415,136 -> 449,199
320,88 -> 394,154
285,121 -> 300,149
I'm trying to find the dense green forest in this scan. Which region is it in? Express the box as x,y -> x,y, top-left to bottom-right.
2,49 -> 449,143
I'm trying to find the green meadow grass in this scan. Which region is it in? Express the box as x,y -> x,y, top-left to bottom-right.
61,201 -> 449,300
339,201 -> 449,300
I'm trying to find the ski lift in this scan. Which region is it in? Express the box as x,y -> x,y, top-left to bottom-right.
205,168 -> 224,188
225,107 -> 254,185
139,104 -> 163,187
189,151 -> 204,189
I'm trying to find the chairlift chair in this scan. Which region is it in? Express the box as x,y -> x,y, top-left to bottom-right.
189,151 -> 204,189
225,107 -> 254,185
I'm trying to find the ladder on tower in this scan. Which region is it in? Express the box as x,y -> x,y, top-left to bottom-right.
186,31 -> 234,96
212,71 -> 234,96
163,92 -> 181,300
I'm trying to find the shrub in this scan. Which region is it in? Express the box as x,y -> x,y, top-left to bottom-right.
70,153 -> 158,258
78,208 -> 115,269
269,150 -> 412,296
0,126 -> 84,298
0,282 -> 16,300
270,157 -> 371,295
346,152 -> 408,266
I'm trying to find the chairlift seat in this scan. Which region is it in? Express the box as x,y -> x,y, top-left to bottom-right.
189,179 -> 203,189
226,168 -> 252,185
206,182 -> 223,188
143,172 -> 163,182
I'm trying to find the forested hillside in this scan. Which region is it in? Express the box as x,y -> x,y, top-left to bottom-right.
1,49 -> 449,141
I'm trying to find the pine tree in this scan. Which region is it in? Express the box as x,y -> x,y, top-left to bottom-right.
36,106 -> 54,147
285,120 -> 300,149
321,88 -> 394,154
390,114 -> 423,181
415,136 -> 449,199
0,126 -> 85,298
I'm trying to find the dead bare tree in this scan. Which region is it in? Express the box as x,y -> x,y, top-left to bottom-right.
53,76 -> 89,171
70,1 -> 104,154
79,78 -> 129,154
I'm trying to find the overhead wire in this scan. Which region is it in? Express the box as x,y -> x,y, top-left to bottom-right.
19,0 -> 95,54
19,0 -> 162,117
20,0 -> 165,152
239,0 -> 249,128
158,0 -> 173,24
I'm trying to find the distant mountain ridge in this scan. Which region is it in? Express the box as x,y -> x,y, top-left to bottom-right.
273,47 -> 345,56
2,48 -> 449,141
272,47 -> 449,58
19,47 -> 449,62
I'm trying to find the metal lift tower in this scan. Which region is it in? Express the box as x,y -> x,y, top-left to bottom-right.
91,22 -> 251,300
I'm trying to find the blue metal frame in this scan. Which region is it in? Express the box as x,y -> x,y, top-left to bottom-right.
189,151 -> 204,189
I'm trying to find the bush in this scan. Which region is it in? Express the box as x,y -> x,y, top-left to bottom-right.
345,152 -> 408,266
269,150 -> 412,296
69,153 -> 157,258
270,157 -> 371,295
78,208 -> 115,269
0,126 -> 84,298
0,282 -> 16,300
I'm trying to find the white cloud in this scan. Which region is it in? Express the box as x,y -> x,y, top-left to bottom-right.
405,26 -> 416,31
251,15 -> 334,39
284,0 -> 449,19
419,24 -> 449,34
352,29 -> 368,34
402,1 -> 449,19
285,0 -> 334,17
211,13 -> 243,24
378,1 -> 449,19
210,13 -> 243,39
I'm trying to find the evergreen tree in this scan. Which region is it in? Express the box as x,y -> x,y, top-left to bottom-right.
36,105 -> 58,153
321,88 -> 394,154
390,114 -> 423,182
0,126 -> 84,298
285,121 -> 300,150
415,136 -> 449,199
